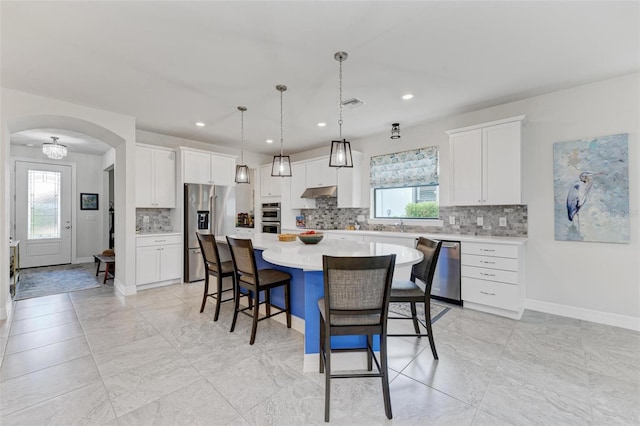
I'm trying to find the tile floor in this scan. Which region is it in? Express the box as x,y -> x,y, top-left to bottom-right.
0,280 -> 638,425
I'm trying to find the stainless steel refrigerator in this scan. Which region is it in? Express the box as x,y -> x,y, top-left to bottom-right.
184,183 -> 236,282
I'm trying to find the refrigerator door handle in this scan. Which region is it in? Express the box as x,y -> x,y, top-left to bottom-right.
210,195 -> 217,233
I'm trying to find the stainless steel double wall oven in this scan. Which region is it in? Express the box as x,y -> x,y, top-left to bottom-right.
261,202 -> 281,233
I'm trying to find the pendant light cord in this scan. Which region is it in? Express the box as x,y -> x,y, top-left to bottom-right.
338,56 -> 343,140
280,88 -> 284,157
240,108 -> 245,164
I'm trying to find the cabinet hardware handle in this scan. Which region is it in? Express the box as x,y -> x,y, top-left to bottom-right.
481,249 -> 495,252
480,291 -> 496,296
154,240 -> 166,242
480,272 -> 496,277
481,261 -> 496,264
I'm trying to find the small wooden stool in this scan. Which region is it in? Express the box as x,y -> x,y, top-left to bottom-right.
94,254 -> 115,284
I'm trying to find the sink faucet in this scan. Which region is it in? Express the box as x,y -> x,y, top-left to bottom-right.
396,219 -> 405,233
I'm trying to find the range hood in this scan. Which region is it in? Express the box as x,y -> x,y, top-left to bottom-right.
300,186 -> 337,199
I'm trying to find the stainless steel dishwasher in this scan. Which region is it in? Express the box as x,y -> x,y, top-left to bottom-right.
431,240 -> 462,305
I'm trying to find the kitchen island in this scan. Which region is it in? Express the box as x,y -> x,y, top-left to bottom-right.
217,233 -> 423,370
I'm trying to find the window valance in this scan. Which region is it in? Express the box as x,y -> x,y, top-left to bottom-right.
370,146 -> 439,189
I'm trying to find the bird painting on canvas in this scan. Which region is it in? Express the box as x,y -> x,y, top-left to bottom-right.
566,171 -> 599,232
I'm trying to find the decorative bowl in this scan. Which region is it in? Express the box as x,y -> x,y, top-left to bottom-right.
298,232 -> 324,244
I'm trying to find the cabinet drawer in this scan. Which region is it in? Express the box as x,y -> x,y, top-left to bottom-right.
462,277 -> 518,311
461,254 -> 518,271
462,265 -> 518,284
137,235 -> 181,247
461,242 -> 518,258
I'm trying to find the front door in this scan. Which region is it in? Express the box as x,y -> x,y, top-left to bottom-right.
15,161 -> 72,268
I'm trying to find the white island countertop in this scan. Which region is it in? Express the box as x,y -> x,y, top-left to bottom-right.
281,228 -> 527,245
218,233 -> 423,271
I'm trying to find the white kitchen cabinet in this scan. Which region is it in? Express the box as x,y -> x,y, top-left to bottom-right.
135,145 -> 176,208
305,158 -> 337,188
136,234 -> 182,287
182,148 -> 236,186
460,241 -> 525,319
337,151 -> 366,208
260,164 -> 283,197
448,116 -> 524,205
290,162 -> 316,209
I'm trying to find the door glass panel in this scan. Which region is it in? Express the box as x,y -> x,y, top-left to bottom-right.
28,170 -> 62,239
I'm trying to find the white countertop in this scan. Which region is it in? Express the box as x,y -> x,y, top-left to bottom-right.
136,232 -> 181,237
281,228 -> 527,245
218,233 -> 423,271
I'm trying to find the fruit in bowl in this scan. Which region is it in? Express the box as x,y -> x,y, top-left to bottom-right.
298,231 -> 324,244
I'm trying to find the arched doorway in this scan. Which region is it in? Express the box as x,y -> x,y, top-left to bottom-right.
1,101 -> 138,320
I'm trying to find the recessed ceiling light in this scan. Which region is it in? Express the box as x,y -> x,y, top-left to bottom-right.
317,122 -> 326,127
266,139 -> 274,144
195,122 -> 206,127
402,94 -> 414,100
26,143 -> 34,147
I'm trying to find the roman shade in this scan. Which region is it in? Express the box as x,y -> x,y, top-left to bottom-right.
370,146 -> 439,189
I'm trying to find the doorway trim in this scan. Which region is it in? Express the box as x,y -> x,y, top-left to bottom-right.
11,157 -> 79,265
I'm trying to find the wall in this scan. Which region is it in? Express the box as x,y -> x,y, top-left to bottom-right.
349,73 -> 639,327
10,145 -> 106,261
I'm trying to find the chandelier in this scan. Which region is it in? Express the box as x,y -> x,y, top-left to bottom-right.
42,136 -> 68,159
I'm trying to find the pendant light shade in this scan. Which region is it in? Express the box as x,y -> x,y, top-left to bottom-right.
271,84 -> 292,177
235,106 -> 250,184
42,136 -> 68,160
329,51 -> 353,168
329,139 -> 353,167
390,123 -> 401,139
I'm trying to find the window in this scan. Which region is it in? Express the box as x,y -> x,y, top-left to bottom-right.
28,170 -> 62,239
370,147 -> 439,219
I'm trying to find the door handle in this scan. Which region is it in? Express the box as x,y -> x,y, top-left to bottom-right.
65,226 -> 71,229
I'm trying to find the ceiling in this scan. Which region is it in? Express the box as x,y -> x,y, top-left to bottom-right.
2,1 -> 638,156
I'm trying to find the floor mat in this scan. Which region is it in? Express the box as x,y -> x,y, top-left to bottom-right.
14,264 -> 102,300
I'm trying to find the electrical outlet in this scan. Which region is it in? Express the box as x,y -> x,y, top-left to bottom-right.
499,217 -> 507,227
476,217 -> 484,226
449,216 -> 456,225
357,215 -> 365,222
143,216 -> 150,223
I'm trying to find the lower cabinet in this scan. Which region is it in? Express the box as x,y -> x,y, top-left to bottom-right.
136,234 -> 182,287
460,241 -> 525,319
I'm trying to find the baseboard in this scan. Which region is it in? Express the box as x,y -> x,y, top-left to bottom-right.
1,297 -> 14,322
114,278 -> 137,296
74,257 -> 94,264
525,298 -> 640,331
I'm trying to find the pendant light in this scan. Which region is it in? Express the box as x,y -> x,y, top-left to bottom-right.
42,136 -> 68,160
271,84 -> 292,177
329,51 -> 353,168
234,106 -> 250,184
390,123 -> 401,139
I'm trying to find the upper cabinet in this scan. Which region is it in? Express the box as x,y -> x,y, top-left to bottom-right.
337,151 -> 366,208
181,148 -> 236,186
290,162 -> 316,209
286,152 -> 366,209
448,116 -> 525,205
260,164 -> 283,197
305,158 -> 337,188
135,144 -> 176,208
